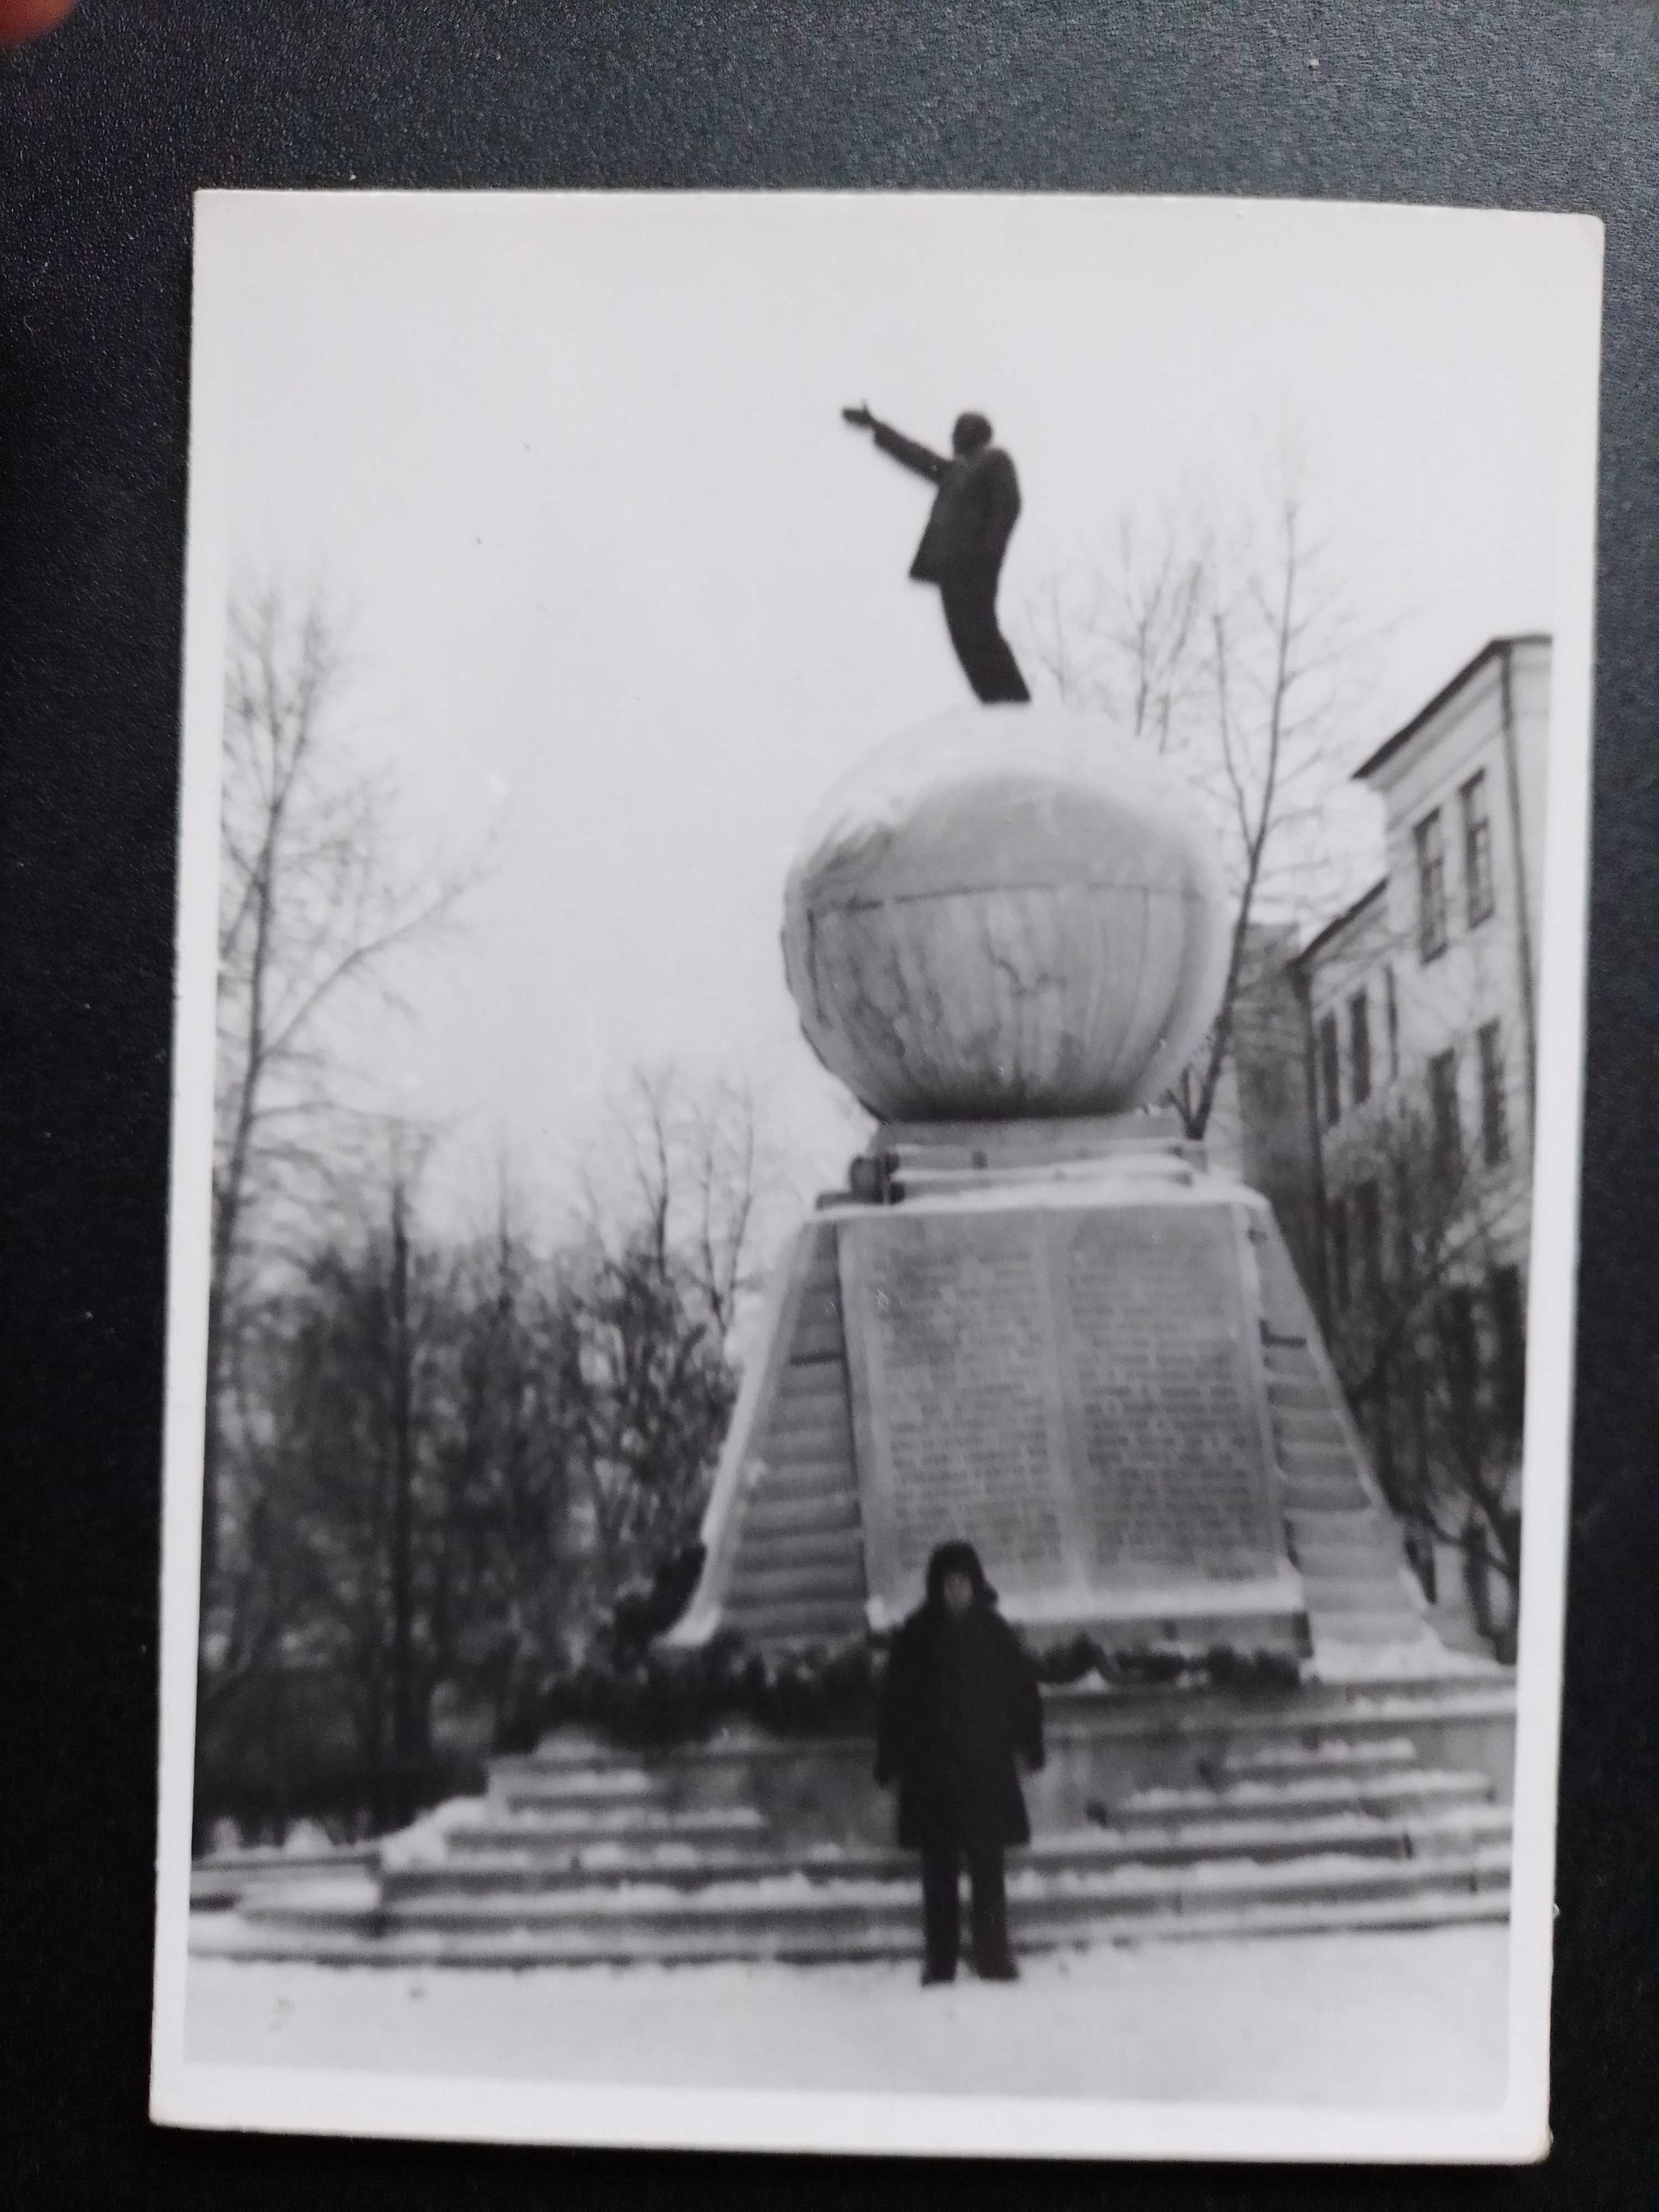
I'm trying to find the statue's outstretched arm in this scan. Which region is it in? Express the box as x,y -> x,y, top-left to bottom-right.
841,404 -> 948,485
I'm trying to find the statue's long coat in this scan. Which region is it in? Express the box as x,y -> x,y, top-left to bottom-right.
871,422 -> 1022,587
874,1587 -> 1045,1850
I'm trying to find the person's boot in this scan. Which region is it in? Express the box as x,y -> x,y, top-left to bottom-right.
920,1958 -> 956,1986
976,1954 -> 1019,1981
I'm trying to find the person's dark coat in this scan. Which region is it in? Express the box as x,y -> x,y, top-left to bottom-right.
874,1541 -> 1046,1851
871,421 -> 1022,588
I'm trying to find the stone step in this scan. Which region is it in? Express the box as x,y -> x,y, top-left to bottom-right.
226,1844 -> 1511,1952
742,1493 -> 861,1539
752,1427 -> 854,1466
387,1805 -> 1511,1898
190,1880 -> 1511,1966
723,1557 -> 867,1606
771,1364 -> 850,1407
1298,1568 -> 1410,1606
1273,1408 -> 1348,1444
486,1767 -> 664,1811
1294,1542 -> 1403,1580
1111,1768 -> 1492,1825
762,1410 -> 853,1453
1284,1480 -> 1372,1514
1282,1463 -> 1369,1494
1218,1734 -> 1421,1780
456,1804 -> 769,1844
1301,1575 -> 1421,1615
1263,1345 -> 1317,1377
1310,1611 -> 1440,1647
1266,1379 -> 1328,1412
747,1457 -> 857,1498
721,1597 -> 867,1642
191,1844 -> 379,1908
1280,1439 -> 1359,1474
787,1322 -> 847,1361
730,1526 -> 865,1573
1288,1498 -> 1380,1525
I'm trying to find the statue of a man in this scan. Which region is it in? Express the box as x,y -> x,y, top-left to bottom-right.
842,404 -> 1031,705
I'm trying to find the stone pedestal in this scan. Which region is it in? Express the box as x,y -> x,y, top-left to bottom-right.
839,1143 -> 1302,1642
665,1120 -> 1312,1656
661,706 -> 1432,1667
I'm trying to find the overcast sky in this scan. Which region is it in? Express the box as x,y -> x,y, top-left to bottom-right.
193,192 -> 1583,1240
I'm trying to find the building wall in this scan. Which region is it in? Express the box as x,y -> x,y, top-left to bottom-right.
1507,638 -> 1551,998
1348,640 -> 1542,1280
1261,638 -> 1549,1661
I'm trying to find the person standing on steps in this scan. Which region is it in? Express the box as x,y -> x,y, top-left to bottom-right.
875,1538 -> 1046,1984
841,403 -> 1032,705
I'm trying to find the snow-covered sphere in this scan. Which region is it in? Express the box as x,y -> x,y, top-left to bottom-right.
782,704 -> 1230,1123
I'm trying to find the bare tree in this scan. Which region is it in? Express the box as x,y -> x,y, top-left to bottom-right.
430,1193 -> 587,1740
1022,514 -> 1206,751
205,583 -> 468,1670
566,1070 -> 778,1604
1018,464 -> 1379,1140
1319,1046 -> 1528,1658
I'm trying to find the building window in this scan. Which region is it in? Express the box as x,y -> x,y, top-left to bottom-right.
1462,770 -> 1495,926
1385,965 -> 1400,1081
1328,1194 -> 1350,1313
1491,1265 -> 1526,1440
1350,989 -> 1371,1106
1439,1285 -> 1479,1439
1429,1048 -> 1461,1183
1393,1155 -> 1415,1279
1319,1010 -> 1340,1128
1415,808 -> 1448,962
1355,1177 -> 1383,1301
1478,1019 -> 1508,1166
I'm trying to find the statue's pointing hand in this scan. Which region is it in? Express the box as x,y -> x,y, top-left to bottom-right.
841,402 -> 875,430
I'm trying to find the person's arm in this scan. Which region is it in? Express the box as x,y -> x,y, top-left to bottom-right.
841,403 -> 948,485
1006,1624 -> 1046,1770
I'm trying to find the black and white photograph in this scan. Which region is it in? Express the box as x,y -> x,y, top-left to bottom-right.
149,190 -> 1600,2161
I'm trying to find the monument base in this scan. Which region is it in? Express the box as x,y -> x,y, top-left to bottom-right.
664,1118 -> 1448,1665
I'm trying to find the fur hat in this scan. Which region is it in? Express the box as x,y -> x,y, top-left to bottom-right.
924,1538 -> 998,1607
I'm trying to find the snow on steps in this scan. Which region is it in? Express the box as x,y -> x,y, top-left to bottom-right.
392,1803 -> 1512,1895
1107,1768 -> 1494,1827
191,1715 -> 1511,1966
190,1888 -> 1512,1966
191,1847 -> 1511,1968
1253,1227 -> 1437,1660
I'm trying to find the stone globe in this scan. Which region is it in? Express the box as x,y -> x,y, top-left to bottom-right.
781,703 -> 1231,1122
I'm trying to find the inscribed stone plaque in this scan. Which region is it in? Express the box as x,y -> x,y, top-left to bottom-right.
838,1211 -> 1082,1616
1051,1206 -> 1281,1583
840,1196 -> 1287,1626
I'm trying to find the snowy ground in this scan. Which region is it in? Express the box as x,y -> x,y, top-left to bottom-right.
186,1924 -> 1507,2109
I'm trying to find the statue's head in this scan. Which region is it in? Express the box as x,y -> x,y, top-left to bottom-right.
951,411 -> 993,457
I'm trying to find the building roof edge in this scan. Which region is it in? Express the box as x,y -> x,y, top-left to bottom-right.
1352,633 -> 1552,786
1292,877 -> 1388,973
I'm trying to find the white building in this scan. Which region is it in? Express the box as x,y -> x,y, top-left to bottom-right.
1288,635 -> 1549,1656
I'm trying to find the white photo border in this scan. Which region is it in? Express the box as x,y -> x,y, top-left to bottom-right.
150,189 -> 1604,2164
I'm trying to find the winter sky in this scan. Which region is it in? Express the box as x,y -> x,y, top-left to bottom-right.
189,192 -> 1584,1241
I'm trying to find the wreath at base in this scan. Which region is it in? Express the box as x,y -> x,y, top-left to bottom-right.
509,1547 -> 1303,1751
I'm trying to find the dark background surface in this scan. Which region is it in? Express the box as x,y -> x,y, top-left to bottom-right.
3,3 -> 1655,2204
